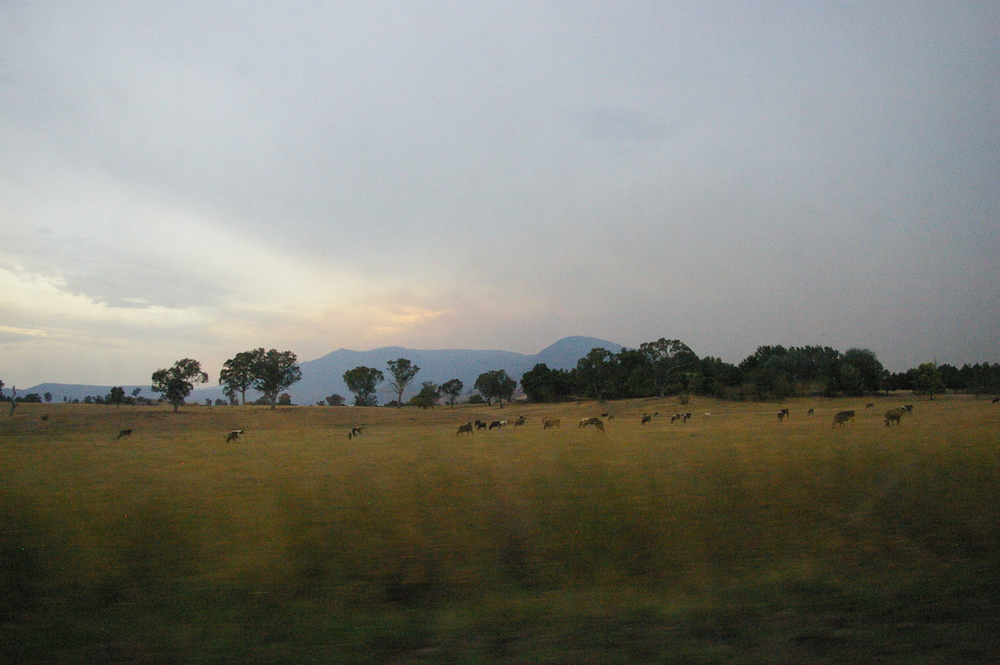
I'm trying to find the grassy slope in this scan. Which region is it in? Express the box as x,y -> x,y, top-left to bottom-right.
2,395 -> 999,663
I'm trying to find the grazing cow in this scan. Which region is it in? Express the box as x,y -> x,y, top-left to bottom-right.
116,428 -> 133,440
456,422 -> 473,436
884,408 -> 906,427
832,410 -> 855,428
226,429 -> 244,442
703,412 -> 712,418
641,413 -> 652,425
670,413 -> 682,423
777,408 -> 790,422
475,420 -> 487,430
542,418 -> 560,429
488,420 -> 504,430
865,403 -> 875,409
807,408 -> 814,416
514,416 -> 526,426
902,404 -> 914,413
348,426 -> 364,440
579,417 -> 605,431
992,398 -> 999,404
40,414 -> 49,421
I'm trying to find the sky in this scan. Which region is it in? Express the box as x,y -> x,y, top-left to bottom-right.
2,1 -> 998,388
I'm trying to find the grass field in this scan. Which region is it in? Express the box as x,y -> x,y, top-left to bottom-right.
2,395 -> 999,663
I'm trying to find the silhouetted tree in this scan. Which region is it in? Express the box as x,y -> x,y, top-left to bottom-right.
344,366 -> 384,406
220,349 -> 263,405
152,359 -> 209,413
574,348 -> 618,401
911,362 -> 945,399
521,363 -> 571,402
439,379 -> 463,407
386,358 -> 420,407
409,382 -> 440,409
474,370 -> 517,407
252,349 -> 302,409
107,386 -> 125,408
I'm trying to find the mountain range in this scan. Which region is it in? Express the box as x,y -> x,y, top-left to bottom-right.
9,336 -> 624,406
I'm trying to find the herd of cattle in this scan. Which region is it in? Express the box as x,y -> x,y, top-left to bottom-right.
101,398 -> 1000,442
453,403 -> 923,436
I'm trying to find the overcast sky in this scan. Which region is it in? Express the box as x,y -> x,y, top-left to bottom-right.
2,1 -> 998,388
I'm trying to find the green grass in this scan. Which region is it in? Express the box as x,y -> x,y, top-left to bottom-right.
2,396 -> 999,662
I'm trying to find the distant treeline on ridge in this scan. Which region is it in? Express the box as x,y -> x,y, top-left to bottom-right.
3,338 -> 999,406
520,340 -> 999,402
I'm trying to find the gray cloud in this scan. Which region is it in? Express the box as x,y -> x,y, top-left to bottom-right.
1,1 -> 998,385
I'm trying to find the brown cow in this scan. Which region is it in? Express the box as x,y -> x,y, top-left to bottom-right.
456,422 -> 473,436
884,408 -> 906,427
542,418 -> 561,429
832,410 -> 855,427
226,429 -> 243,442
578,417 -> 605,431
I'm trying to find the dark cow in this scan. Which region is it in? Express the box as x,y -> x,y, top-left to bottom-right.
865,403 -> 875,409
488,420 -> 505,430
670,413 -> 682,423
579,417 -> 605,431
832,410 -> 855,428
514,416 -> 527,426
807,408 -> 814,416
777,408 -> 790,422
884,408 -> 906,427
226,429 -> 244,442
475,420 -> 487,430
641,413 -> 652,425
902,404 -> 914,413
542,418 -> 560,429
456,422 -> 473,436
116,428 -> 133,440
348,426 -> 364,439
992,398 -> 999,404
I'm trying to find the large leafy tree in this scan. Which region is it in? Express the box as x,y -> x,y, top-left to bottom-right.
439,379 -> 463,407
520,363 -> 570,402
409,382 -> 440,409
252,349 -> 302,409
474,369 -> 517,407
386,358 -> 420,407
219,349 -> 264,405
343,366 -> 384,406
639,338 -> 699,396
574,348 -> 617,401
840,348 -> 886,396
152,358 -> 208,412
107,386 -> 125,408
911,362 -> 945,400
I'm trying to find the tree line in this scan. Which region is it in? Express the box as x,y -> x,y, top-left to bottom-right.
4,341 -> 999,412
520,340 -> 1000,403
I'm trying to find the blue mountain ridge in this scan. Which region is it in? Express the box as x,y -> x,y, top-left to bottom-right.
13,336 -> 624,406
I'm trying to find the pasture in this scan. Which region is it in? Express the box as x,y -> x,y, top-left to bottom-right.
2,395 -> 999,663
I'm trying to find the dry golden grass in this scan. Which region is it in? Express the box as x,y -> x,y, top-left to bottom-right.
2,394 -> 999,662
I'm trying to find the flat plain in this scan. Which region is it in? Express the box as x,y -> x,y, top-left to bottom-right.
2,394 -> 999,663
